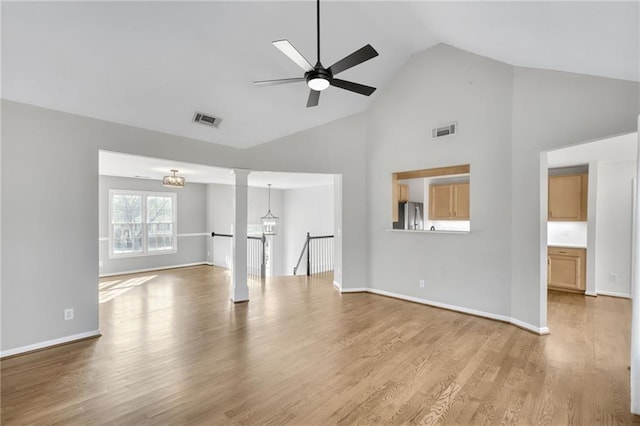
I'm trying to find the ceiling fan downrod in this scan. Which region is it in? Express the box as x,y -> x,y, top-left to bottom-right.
316,0 -> 321,65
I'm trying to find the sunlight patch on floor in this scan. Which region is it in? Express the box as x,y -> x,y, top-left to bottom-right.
99,275 -> 157,303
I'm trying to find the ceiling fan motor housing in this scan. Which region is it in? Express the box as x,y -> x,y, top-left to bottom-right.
305,66 -> 333,89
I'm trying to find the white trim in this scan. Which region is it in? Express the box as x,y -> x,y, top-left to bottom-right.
99,262 -> 208,277
177,232 -> 208,238
597,290 -> 631,299
367,287 -> 511,321
343,288 -> 550,335
510,318 -> 550,335
332,281 -> 341,290
1,330 -> 101,358
340,287 -> 369,293
99,233 -> 207,242
585,291 -> 598,297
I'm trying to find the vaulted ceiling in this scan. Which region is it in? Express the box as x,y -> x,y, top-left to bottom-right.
3,1 -> 638,149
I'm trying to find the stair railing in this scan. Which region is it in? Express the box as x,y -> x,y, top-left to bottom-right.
211,232 -> 266,278
293,233 -> 311,276
293,232 -> 334,276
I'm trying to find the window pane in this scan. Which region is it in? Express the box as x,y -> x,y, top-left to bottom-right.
112,224 -> 143,254
147,196 -> 173,223
112,194 -> 142,224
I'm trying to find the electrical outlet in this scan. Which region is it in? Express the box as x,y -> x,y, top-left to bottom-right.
609,273 -> 618,283
419,279 -> 425,288
64,308 -> 74,321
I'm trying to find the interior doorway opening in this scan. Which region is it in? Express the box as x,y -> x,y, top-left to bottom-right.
540,132 -> 638,331
98,150 -> 339,283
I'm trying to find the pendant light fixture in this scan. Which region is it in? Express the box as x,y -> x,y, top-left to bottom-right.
162,169 -> 185,188
261,184 -> 279,235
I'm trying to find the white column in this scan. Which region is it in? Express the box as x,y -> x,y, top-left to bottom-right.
231,169 -> 251,303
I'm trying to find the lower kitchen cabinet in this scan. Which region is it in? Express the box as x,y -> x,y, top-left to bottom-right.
547,246 -> 586,293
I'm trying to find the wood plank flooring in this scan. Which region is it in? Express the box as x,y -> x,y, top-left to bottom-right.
2,265 -> 638,424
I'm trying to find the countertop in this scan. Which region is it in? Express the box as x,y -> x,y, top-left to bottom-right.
548,243 -> 587,249
386,229 -> 470,235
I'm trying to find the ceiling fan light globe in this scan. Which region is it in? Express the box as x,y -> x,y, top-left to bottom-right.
308,77 -> 330,91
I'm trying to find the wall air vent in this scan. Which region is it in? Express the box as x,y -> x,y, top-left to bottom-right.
431,122 -> 457,139
193,112 -> 222,128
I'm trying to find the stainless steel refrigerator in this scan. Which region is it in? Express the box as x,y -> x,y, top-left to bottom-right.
393,201 -> 424,230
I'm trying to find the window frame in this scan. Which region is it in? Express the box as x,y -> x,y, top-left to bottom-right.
108,189 -> 178,259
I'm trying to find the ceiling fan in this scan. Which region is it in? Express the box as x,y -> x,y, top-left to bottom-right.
254,0 -> 379,108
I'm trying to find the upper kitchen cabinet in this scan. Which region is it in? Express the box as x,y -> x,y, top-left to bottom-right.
548,173 -> 588,221
398,184 -> 409,203
429,182 -> 470,220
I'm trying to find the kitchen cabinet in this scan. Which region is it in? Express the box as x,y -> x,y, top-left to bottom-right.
548,173 -> 587,221
547,246 -> 586,293
398,184 -> 409,203
429,182 -> 469,220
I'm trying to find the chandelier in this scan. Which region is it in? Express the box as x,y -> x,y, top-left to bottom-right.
162,169 -> 185,188
261,184 -> 279,235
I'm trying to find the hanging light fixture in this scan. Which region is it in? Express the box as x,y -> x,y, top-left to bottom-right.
261,184 -> 279,235
162,169 -> 185,188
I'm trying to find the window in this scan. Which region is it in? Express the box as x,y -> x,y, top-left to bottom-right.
109,190 -> 177,258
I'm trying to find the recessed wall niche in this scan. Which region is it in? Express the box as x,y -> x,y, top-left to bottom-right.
391,164 -> 470,232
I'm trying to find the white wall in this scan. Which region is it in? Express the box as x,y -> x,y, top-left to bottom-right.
595,160 -> 637,296
398,178 -> 424,202
512,66 -> 639,330
282,185 -> 334,275
98,176 -> 208,276
205,183 -> 233,267
367,45 -> 514,319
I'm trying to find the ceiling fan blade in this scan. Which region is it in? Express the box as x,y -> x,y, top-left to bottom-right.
307,90 -> 320,107
328,44 -> 378,76
273,40 -> 314,72
331,79 -> 376,96
253,77 -> 306,86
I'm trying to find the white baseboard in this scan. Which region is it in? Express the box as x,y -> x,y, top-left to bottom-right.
332,281 -> 341,290
510,318 -> 550,335
585,291 -> 598,297
99,262 -> 208,277
597,290 -> 631,299
1,330 -> 101,358
367,288 -> 511,322
343,287 -> 550,335
340,287 -> 369,293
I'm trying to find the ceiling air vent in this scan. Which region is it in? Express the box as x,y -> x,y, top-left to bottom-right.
432,122 -> 457,139
193,112 -> 222,128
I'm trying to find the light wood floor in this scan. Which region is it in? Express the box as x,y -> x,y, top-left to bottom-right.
2,265 -> 638,424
